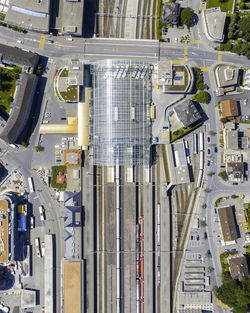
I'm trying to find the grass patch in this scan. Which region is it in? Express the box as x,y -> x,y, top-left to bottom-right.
0,13 -> 5,21
60,68 -> 69,77
156,0 -> 163,40
60,85 -> 78,102
207,0 -> 234,12
51,166 -> 67,190
0,66 -> 21,113
171,121 -> 202,142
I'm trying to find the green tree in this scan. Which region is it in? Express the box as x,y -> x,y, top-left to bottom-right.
231,194 -> 239,199
35,63 -> 43,76
198,220 -> 206,227
180,8 -> 194,27
207,171 -> 213,176
201,204 -> 206,209
35,145 -> 44,152
220,117 -> 228,124
218,171 -> 228,181
192,91 -> 209,103
21,140 -> 29,148
239,2 -> 246,9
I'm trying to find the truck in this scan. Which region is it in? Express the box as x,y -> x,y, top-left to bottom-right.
34,238 -> 41,258
28,177 -> 35,193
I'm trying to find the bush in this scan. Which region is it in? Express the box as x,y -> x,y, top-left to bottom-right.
35,145 -> 44,152
231,194 -> 239,199
218,171 -> 228,181
220,117 -> 228,124
21,139 -> 29,148
215,197 -> 223,206
181,8 -> 194,27
192,90 -> 209,103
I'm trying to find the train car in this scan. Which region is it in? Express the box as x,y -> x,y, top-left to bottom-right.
28,177 -> 35,193
197,170 -> 203,188
199,132 -> 204,151
193,133 -> 198,154
35,238 -> 41,258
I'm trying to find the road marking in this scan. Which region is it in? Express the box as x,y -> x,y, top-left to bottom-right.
200,66 -> 210,72
184,46 -> 188,61
218,53 -> 222,61
216,299 -> 222,306
39,42 -> 44,50
40,36 -> 46,42
194,40 -> 202,44
170,60 -> 184,64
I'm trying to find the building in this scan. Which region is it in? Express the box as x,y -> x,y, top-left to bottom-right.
215,65 -> 240,89
224,130 -> 238,150
173,100 -> 202,128
156,61 -> 193,93
62,260 -> 83,313
63,149 -> 81,167
226,162 -> 244,183
202,7 -> 226,42
221,99 -> 239,119
0,44 -> 39,72
64,192 -> 82,259
218,206 -> 238,244
92,60 -> 152,166
236,209 -> 247,226
5,0 -> 51,33
162,3 -> 180,25
178,291 -> 213,312
60,0 -> 84,36
0,73 -> 38,144
243,69 -> 250,90
228,255 -> 250,282
0,193 -> 15,266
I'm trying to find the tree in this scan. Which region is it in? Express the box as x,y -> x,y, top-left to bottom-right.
181,8 -> 194,27
198,220 -> 206,227
21,140 -> 29,148
201,204 -> 206,209
239,2 -> 246,9
192,91 -> 209,103
35,145 -> 44,152
231,194 -> 239,199
207,171 -> 213,176
220,117 -> 228,124
218,171 -> 228,181
35,63 -> 43,76
207,266 -> 214,273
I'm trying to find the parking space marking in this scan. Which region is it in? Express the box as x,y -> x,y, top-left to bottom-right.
218,53 -> 222,61
200,66 -> 210,72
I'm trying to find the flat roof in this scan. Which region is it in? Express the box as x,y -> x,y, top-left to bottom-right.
203,8 -> 226,42
5,0 -> 50,32
0,200 -> 9,263
215,65 -> 240,88
63,261 -> 82,313
78,89 -> 90,149
61,0 -> 84,36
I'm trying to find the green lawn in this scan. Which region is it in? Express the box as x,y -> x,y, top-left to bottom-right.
207,0 -> 234,12
60,85 -> 78,102
0,66 -> 21,113
171,121 -> 202,142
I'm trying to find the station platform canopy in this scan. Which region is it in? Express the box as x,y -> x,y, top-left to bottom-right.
91,59 -> 152,166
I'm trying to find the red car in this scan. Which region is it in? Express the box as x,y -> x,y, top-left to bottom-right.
30,216 -> 35,229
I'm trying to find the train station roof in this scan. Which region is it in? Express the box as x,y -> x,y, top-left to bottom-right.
91,59 -> 152,166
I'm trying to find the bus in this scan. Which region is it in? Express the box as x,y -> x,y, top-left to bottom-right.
28,177 -> 35,193
34,238 -> 41,258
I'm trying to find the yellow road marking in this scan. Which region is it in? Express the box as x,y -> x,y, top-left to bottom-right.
222,303 -> 228,309
39,42 -> 44,50
170,60 -> 184,64
54,93 -> 57,98
200,66 -> 210,72
40,36 -> 46,42
218,53 -> 222,61
194,40 -> 202,44
184,46 -> 188,61
216,299 -> 222,306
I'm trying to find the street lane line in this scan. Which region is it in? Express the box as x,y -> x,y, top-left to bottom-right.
193,40 -> 202,44
39,42 -> 44,50
200,66 -> 210,72
40,36 -> 46,42
218,53 -> 222,61
184,46 -> 188,61
169,60 -> 184,64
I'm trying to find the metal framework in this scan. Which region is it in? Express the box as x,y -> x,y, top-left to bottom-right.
91,59 -> 152,166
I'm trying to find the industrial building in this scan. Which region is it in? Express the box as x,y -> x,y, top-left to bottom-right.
202,7 -> 226,43
91,60 -> 152,166
59,0 -> 84,36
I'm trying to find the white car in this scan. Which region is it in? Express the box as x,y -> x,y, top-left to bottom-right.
174,37 -> 178,43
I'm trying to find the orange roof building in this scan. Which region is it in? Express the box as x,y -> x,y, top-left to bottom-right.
221,99 -> 239,118
56,172 -> 67,185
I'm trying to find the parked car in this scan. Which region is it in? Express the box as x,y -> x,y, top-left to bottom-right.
197,235 -> 199,240
231,249 -> 236,252
30,216 -> 34,229
225,249 -> 229,252
214,147 -> 218,153
207,137 -> 210,142
207,149 -> 211,154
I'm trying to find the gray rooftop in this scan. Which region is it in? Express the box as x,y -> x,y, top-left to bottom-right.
174,100 -> 202,128
5,0 -> 51,32
0,73 -> 38,144
202,7 -> 226,42
0,44 -> 39,69
215,64 -> 240,88
162,3 -> 180,24
61,0 -> 84,36
69,60 -> 84,85
92,59 -> 152,166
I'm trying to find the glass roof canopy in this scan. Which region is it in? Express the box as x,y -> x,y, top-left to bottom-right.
91,59 -> 152,166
